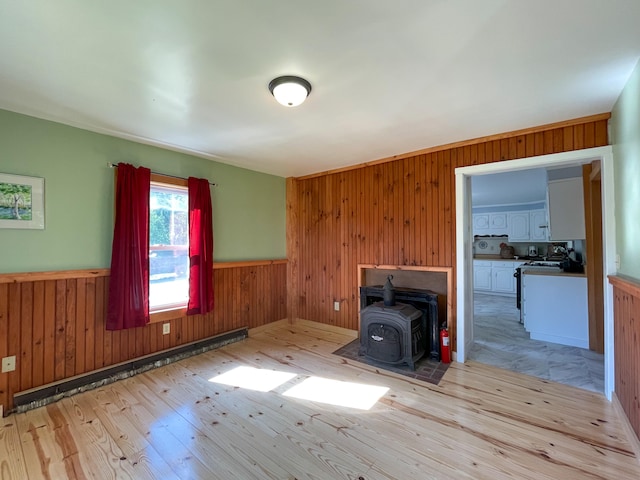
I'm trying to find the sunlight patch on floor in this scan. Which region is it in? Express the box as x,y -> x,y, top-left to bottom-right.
209,366 -> 390,410
209,366 -> 297,392
283,376 -> 389,410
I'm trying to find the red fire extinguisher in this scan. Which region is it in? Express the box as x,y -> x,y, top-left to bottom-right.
440,327 -> 451,364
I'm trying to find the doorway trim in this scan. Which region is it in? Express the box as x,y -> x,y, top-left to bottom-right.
454,145 -> 616,399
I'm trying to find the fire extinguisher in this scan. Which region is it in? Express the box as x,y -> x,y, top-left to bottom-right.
440,327 -> 451,364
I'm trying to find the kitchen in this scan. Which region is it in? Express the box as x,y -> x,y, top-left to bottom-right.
469,166 -> 604,393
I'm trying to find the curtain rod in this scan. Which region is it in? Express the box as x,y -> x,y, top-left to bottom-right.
107,162 -> 218,187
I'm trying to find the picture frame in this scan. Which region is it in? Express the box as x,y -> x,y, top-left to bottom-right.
0,173 -> 45,229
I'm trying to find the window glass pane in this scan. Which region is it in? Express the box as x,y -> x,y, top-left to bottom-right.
149,183 -> 189,311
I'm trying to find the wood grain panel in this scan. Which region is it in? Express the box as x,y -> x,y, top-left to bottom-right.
0,284 -> 8,413
286,177 -> 299,322
289,117 -> 609,345
0,262 -> 286,414
609,275 -> 640,441
583,163 -> 604,353
20,282 -> 33,391
31,281 -> 45,388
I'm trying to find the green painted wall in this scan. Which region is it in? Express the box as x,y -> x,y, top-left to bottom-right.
611,59 -> 640,280
0,109 -> 285,273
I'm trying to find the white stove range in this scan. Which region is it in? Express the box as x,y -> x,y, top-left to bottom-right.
520,261 -> 562,272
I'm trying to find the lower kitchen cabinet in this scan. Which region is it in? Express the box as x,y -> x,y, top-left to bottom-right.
474,262 -> 493,290
521,273 -> 588,348
493,265 -> 516,293
473,260 -> 520,296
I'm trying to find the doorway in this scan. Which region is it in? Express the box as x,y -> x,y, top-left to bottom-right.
468,165 -> 604,392
454,146 -> 616,399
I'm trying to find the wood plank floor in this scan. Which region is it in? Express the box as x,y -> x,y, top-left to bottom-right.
1,319 -> 639,479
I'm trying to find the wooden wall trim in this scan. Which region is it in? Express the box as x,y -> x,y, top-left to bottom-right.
0,260 -> 287,283
608,274 -> 640,297
0,269 -> 110,284
584,163 -> 604,353
296,112 -> 611,180
212,259 -> 287,269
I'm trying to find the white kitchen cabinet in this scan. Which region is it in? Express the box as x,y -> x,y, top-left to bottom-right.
473,214 -> 490,233
489,213 -> 508,234
493,265 -> 516,293
473,213 -> 508,236
547,177 -> 585,240
473,261 -> 493,291
529,209 -> 549,241
473,260 -> 519,295
522,272 -> 588,348
508,209 -> 548,242
508,212 -> 530,241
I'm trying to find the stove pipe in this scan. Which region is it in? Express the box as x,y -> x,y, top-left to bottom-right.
383,275 -> 396,306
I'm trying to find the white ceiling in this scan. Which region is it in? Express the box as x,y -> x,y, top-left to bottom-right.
472,169 -> 548,207
472,165 -> 586,206
1,1 -> 639,178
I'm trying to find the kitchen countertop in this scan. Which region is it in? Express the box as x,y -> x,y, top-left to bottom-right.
473,255 -> 522,261
473,255 -> 563,261
522,268 -> 586,278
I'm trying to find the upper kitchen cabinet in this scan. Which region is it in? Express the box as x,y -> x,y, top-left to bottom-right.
529,209 -> 549,241
507,209 -> 548,242
473,214 -> 490,233
508,212 -> 529,241
473,213 -> 508,236
547,177 -> 586,240
489,213 -> 508,234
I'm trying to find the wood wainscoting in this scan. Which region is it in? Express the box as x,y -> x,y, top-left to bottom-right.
609,274 -> 640,442
287,114 -> 610,343
0,260 -> 287,414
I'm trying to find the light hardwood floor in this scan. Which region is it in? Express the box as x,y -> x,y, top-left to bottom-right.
1,319 -> 639,479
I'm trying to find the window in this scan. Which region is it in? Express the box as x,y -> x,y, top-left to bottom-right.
149,177 -> 189,312
108,164 -> 214,330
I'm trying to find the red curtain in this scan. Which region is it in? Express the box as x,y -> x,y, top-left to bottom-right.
187,177 -> 214,315
106,163 -> 151,330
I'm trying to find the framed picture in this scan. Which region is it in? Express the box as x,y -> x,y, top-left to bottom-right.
0,173 -> 45,229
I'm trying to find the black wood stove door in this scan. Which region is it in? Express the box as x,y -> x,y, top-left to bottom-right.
366,324 -> 402,363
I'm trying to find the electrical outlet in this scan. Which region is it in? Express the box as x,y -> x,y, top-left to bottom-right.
1,355 -> 16,373
162,323 -> 170,335
334,301 -> 340,311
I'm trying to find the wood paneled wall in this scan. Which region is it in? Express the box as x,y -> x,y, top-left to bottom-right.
288,115 -> 610,342
0,261 -> 286,413
609,275 -> 640,441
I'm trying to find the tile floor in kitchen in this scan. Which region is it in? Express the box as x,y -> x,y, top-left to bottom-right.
469,292 -> 605,393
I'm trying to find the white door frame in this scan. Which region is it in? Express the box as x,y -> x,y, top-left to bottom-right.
455,146 -> 616,400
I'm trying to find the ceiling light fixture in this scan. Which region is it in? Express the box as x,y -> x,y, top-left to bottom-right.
268,75 -> 312,107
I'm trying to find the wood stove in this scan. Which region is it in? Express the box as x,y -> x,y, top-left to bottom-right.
360,285 -> 440,360
359,302 -> 424,370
